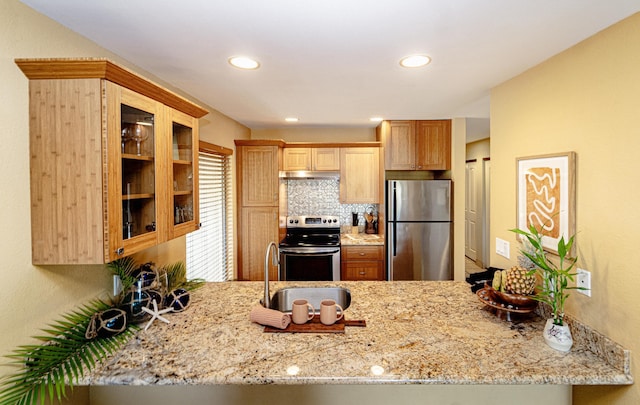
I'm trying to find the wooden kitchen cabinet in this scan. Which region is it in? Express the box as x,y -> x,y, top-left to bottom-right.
377,120 -> 451,170
340,147 -> 380,203
16,58 -> 207,264
240,207 -> 280,281
239,145 -> 280,206
283,147 -> 339,171
341,245 -> 385,280
235,140 -> 284,280
168,109 -> 200,239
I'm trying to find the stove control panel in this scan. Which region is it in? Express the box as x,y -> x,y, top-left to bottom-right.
286,215 -> 340,228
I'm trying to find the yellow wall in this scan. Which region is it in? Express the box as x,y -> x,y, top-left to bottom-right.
466,138 -> 490,160
0,0 -> 249,381
251,127 -> 376,142
451,119 -> 467,281
491,12 -> 640,405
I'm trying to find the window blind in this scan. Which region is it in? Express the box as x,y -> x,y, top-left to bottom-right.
186,148 -> 233,281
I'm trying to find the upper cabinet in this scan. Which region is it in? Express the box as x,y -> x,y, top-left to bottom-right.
282,147 -> 339,171
16,58 -> 208,264
239,144 -> 281,207
377,120 -> 451,170
340,147 -> 381,203
168,109 -> 199,239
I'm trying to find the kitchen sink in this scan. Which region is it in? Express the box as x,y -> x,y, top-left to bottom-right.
267,287 -> 351,314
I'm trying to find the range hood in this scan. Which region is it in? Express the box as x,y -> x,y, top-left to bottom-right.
279,170 -> 340,180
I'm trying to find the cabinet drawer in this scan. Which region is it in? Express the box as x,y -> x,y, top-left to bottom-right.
342,245 -> 384,261
341,261 -> 384,281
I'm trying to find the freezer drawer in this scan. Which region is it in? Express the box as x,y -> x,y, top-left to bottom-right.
388,222 -> 452,280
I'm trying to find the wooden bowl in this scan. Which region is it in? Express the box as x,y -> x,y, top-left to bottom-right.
484,283 -> 537,308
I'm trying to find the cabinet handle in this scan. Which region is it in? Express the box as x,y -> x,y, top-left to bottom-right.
359,271 -> 366,275
116,247 -> 124,256
359,252 -> 366,256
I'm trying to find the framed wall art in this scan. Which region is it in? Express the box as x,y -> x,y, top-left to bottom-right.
516,152 -> 576,254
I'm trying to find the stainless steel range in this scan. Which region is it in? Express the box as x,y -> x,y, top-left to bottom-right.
279,215 -> 341,281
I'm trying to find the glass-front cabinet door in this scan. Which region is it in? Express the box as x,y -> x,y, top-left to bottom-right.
108,83 -> 161,261
169,109 -> 199,238
121,104 -> 156,239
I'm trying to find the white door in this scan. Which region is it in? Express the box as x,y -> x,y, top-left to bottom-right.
465,160 -> 478,260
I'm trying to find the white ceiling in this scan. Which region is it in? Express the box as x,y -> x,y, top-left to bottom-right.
21,0 -> 640,139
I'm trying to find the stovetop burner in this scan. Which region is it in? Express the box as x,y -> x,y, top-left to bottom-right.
280,215 -> 341,248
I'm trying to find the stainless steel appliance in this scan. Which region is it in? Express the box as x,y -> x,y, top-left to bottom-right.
279,215 -> 341,281
386,180 -> 453,280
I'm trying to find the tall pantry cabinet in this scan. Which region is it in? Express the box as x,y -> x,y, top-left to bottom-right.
234,140 -> 284,281
16,58 -> 208,264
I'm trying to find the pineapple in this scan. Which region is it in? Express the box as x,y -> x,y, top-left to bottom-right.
504,266 -> 536,295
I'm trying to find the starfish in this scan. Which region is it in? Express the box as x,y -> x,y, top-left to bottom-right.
141,299 -> 173,331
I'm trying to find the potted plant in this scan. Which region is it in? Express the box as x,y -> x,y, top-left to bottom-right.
510,224 -> 585,352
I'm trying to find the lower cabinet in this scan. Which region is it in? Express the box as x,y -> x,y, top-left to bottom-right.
239,207 -> 279,281
341,245 -> 385,280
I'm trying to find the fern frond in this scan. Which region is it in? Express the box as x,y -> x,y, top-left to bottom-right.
162,261 -> 205,291
0,299 -> 137,405
107,257 -> 139,298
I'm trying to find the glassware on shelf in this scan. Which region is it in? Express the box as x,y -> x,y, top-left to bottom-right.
123,182 -> 133,239
174,204 -> 193,225
121,125 -> 133,153
131,124 -> 149,156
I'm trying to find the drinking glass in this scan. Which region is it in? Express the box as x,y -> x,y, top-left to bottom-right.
121,125 -> 132,153
131,124 -> 149,156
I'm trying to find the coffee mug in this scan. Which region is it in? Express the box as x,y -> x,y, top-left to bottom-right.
291,299 -> 315,324
320,299 -> 344,325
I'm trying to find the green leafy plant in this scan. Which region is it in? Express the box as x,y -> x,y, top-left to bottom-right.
510,224 -> 585,326
0,300 -> 137,405
162,261 -> 205,291
107,256 -> 139,304
1,259 -> 203,404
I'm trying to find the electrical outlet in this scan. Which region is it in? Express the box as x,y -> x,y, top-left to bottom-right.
495,237 -> 510,259
577,268 -> 592,297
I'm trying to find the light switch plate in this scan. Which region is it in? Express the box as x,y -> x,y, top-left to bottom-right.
496,237 -> 510,259
113,275 -> 123,297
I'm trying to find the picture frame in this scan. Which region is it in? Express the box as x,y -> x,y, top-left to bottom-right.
516,152 -> 576,254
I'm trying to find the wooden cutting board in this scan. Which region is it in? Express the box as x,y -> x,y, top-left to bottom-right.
264,315 -> 366,333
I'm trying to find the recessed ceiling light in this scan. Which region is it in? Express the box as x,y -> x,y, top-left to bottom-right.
370,117 -> 383,123
399,54 -> 431,68
285,117 -> 299,123
228,56 -> 260,70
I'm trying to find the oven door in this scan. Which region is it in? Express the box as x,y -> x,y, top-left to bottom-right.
279,247 -> 341,281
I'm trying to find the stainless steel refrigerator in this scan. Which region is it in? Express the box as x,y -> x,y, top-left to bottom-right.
386,180 -> 453,280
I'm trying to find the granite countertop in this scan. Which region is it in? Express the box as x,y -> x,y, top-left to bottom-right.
84,281 -> 632,386
341,233 -> 384,245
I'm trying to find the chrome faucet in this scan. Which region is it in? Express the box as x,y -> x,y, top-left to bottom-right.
263,241 -> 279,308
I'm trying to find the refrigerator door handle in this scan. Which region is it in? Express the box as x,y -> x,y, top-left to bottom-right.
391,181 -> 397,257
391,222 -> 397,257
391,181 -> 397,222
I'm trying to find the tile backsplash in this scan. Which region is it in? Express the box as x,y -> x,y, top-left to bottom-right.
285,179 -> 379,231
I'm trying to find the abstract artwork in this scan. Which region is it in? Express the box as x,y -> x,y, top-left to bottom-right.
516,152 -> 576,254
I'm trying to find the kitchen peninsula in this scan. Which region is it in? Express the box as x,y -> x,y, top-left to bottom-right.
83,281 -> 631,403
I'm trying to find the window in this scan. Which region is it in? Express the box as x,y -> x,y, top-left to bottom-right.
186,142 -> 233,281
